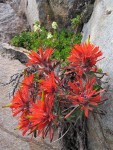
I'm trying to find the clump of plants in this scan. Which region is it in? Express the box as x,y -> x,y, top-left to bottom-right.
4,17 -> 108,149
10,19 -> 82,61
4,38 -> 107,148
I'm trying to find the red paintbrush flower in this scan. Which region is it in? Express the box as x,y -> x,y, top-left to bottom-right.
10,87 -> 33,116
40,72 -> 57,94
17,112 -> 31,136
9,74 -> 35,116
21,74 -> 34,88
21,74 -> 35,96
67,77 -> 104,117
68,42 -> 102,75
26,48 -> 53,66
30,100 -> 56,141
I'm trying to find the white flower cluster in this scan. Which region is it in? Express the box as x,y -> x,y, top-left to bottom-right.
47,32 -> 53,39
52,21 -> 58,30
33,24 -> 42,32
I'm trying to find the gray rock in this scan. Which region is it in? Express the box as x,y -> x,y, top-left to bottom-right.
0,128 -> 30,150
8,0 -> 41,28
13,0 -> 94,29
0,3 -> 26,43
41,0 -> 94,28
0,0 -> 6,3
0,43 -> 28,64
82,0 -> 113,149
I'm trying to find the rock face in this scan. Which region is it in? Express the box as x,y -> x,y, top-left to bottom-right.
48,0 -> 94,27
14,0 -> 53,28
0,43 -> 28,64
0,2 -> 26,43
82,0 -> 113,149
12,0 -> 94,28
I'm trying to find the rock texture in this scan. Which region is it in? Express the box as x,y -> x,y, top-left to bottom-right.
0,43 -> 28,64
82,0 -> 113,149
0,2 -> 26,43
48,0 -> 94,27
12,0 -> 53,28
11,0 -> 94,29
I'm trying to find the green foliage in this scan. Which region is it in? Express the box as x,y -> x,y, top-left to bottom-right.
98,68 -> 103,73
10,32 -> 39,50
10,20 -> 82,61
93,83 -> 102,91
71,15 -> 81,29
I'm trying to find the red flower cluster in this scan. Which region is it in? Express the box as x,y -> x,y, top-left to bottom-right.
7,48 -> 58,140
8,74 -> 34,135
26,48 -> 54,74
10,74 -> 34,116
5,42 -> 106,141
67,77 -> 104,117
40,72 -> 57,94
30,100 -> 55,141
26,48 -> 53,66
68,42 -> 102,75
18,112 -> 31,136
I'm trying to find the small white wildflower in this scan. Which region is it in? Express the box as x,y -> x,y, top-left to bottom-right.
33,24 -> 41,32
52,21 -> 58,30
47,32 -> 53,39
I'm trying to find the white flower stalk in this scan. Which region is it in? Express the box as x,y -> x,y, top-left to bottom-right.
52,21 -> 58,30
47,32 -> 53,39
